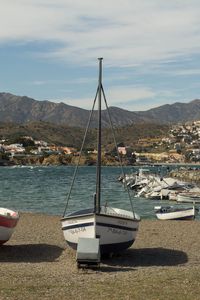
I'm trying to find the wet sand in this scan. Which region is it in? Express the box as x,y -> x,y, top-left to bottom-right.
1,213 -> 200,299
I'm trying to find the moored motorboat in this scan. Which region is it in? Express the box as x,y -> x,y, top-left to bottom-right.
177,192 -> 200,203
0,207 -> 19,245
154,205 -> 198,220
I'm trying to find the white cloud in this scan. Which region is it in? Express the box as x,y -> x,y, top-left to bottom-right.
106,86 -> 155,106
32,80 -> 47,86
1,0 -> 200,67
1,0 -> 200,111
52,97 -> 93,110
107,87 -> 181,111
51,86 -> 181,111
173,69 -> 200,76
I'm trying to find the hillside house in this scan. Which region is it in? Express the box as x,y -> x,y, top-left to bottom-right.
34,140 -> 48,147
61,147 -> 77,155
117,147 -> 127,155
3,144 -> 25,154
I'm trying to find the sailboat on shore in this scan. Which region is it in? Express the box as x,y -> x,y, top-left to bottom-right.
61,58 -> 140,255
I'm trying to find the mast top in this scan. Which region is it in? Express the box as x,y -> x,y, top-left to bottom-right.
98,57 -> 103,61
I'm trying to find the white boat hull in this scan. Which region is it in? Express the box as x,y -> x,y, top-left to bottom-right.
156,206 -> 196,220
61,207 -> 140,254
0,208 -> 19,245
177,193 -> 200,203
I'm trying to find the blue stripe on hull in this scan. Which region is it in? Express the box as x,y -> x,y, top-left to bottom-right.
66,239 -> 135,254
62,221 -> 138,232
62,222 -> 94,231
96,222 -> 137,231
173,215 -> 195,220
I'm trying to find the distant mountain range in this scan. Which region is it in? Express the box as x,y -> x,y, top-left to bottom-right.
0,92 -> 200,127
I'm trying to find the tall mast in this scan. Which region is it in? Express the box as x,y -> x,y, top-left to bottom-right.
96,57 -> 103,213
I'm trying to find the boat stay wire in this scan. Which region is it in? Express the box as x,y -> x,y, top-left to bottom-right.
62,87 -> 99,217
101,85 -> 136,217
62,61 -> 136,218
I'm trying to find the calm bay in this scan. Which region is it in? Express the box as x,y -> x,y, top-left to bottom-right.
0,165 -> 199,220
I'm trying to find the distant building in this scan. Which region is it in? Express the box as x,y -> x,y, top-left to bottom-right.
34,140 -> 48,147
87,149 -> 97,154
3,143 -> 25,154
22,136 -> 34,141
61,147 -> 77,155
117,147 -> 127,155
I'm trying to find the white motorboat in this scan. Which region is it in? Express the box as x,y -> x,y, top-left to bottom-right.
0,207 -> 19,245
61,59 -> 140,255
168,191 -> 180,201
177,192 -> 200,203
134,174 -> 194,200
154,205 -> 198,220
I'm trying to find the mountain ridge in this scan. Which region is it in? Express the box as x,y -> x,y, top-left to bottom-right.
0,92 -> 200,127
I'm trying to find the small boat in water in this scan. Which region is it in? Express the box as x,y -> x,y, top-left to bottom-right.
61,59 -> 140,258
0,207 -> 19,244
154,205 -> 198,220
177,192 -> 200,203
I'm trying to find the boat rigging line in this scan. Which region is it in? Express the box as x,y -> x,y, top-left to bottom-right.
62,58 -> 136,218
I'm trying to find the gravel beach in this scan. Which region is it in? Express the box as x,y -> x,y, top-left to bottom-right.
1,212 -> 200,300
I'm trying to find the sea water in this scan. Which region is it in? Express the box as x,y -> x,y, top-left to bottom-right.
0,165 -> 199,220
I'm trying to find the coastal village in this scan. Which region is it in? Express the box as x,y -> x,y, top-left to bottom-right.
1,120 -> 200,165
2,1 -> 200,299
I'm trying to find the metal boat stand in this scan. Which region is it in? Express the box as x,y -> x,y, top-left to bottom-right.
76,237 -> 101,268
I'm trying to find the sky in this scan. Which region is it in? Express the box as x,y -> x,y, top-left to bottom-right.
1,0 -> 200,111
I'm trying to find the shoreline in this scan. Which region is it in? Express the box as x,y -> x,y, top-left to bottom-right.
2,162 -> 200,168
1,212 -> 200,299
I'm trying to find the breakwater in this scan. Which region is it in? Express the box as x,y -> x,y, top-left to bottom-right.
170,168 -> 200,182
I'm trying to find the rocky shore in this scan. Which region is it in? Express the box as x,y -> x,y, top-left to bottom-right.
3,153 -> 122,167
1,213 -> 200,299
170,167 -> 200,183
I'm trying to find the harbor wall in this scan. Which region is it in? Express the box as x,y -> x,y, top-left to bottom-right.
170,168 -> 200,182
